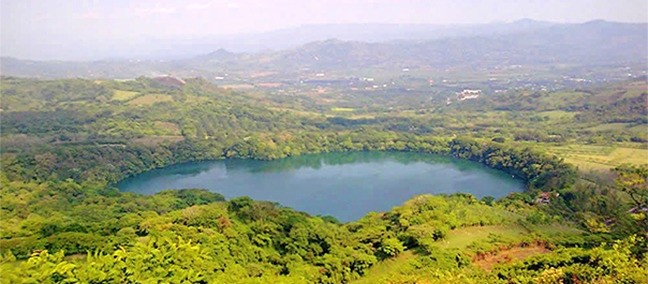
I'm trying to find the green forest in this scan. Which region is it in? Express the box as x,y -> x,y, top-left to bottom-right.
0,76 -> 646,283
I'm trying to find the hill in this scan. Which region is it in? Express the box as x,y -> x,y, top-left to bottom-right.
248,20 -> 647,70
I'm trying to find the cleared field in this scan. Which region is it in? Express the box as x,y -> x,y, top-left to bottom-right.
538,110 -> 578,120
354,223 -> 578,283
436,225 -> 529,249
268,107 -> 321,118
331,107 -> 355,112
629,124 -> 648,135
112,90 -> 139,101
546,144 -> 648,170
538,91 -> 589,109
220,84 -> 255,90
617,81 -> 647,99
351,251 -> 417,284
324,113 -> 377,119
132,135 -> 185,146
351,251 -> 426,284
474,245 -> 549,271
436,223 -> 584,250
127,94 -> 173,106
353,225 -> 527,284
153,121 -> 181,135
586,122 -> 636,132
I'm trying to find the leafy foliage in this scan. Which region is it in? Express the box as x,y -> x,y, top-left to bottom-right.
0,77 -> 645,283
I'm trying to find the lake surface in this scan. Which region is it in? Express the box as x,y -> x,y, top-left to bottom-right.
118,151 -> 524,222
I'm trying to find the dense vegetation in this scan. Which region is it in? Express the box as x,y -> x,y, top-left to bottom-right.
0,77 -> 646,283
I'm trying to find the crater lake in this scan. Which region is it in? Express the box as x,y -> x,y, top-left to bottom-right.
118,151 -> 524,222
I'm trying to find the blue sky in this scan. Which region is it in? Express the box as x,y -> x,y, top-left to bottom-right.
2,0 -> 646,60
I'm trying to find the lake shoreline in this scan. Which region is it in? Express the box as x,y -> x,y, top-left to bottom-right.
118,151 -> 525,222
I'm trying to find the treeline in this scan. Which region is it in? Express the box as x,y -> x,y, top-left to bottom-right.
1,131 -> 577,193
2,76 -> 646,160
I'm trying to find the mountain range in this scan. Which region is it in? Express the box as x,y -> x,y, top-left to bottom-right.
1,20 -> 646,79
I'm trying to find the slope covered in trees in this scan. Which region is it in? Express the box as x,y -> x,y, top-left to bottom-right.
0,77 -> 646,283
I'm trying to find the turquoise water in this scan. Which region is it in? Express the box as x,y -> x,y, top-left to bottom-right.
118,151 -> 524,222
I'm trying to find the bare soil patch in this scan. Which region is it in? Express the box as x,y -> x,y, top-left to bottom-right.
473,244 -> 550,271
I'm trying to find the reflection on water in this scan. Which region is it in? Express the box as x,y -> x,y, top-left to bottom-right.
118,151 -> 524,222
129,160 -> 216,179
224,151 -> 468,173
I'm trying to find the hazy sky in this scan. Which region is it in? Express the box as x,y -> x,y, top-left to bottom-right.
2,0 -> 647,60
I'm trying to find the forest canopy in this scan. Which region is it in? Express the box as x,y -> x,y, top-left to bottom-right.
0,77 -> 646,283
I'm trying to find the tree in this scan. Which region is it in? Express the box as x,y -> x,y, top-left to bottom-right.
613,165 -> 648,210
376,237 -> 404,260
613,165 -> 648,233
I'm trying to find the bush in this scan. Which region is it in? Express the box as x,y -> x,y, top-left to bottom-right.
376,238 -> 405,260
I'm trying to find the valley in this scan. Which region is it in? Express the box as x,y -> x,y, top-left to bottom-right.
0,71 -> 645,283
0,14 -> 646,284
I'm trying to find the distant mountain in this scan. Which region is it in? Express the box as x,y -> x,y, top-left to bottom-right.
1,20 -> 645,79
2,20 -> 557,61
0,57 -> 180,79
245,21 -> 646,70
192,19 -> 555,53
191,49 -> 239,62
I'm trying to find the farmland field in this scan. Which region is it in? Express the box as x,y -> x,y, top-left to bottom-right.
546,144 -> 648,170
331,107 -> 355,112
436,225 -> 529,249
126,94 -> 173,106
111,90 -> 139,101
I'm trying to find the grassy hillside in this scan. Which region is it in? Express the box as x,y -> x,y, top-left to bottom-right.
545,144 -> 648,171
